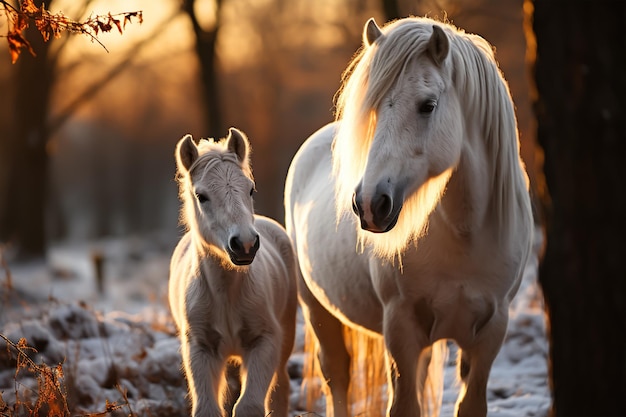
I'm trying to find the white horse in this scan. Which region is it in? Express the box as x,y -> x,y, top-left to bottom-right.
169,128 -> 297,417
284,17 -> 533,417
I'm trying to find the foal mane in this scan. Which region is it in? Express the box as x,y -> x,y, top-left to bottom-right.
178,139 -> 253,186
332,17 -> 530,258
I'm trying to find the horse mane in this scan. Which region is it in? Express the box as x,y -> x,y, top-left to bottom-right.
332,17 -> 529,258
448,29 -> 530,243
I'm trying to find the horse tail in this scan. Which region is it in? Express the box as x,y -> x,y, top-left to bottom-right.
301,318 -> 323,412
417,339 -> 448,417
301,323 -> 388,415
346,329 -> 447,417
303,322 -> 447,416
344,326 -> 387,416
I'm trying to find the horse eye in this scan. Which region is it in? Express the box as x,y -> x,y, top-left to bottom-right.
195,192 -> 209,204
418,100 -> 437,114
249,187 -> 255,197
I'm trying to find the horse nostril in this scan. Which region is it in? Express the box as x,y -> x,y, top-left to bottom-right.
229,235 -> 243,254
372,193 -> 393,222
352,192 -> 360,216
252,234 -> 260,254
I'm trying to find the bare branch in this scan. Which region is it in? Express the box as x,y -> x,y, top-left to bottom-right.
48,9 -> 183,135
0,0 -> 142,62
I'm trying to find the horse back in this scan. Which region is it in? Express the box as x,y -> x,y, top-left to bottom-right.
285,123 -> 385,331
284,123 -> 337,232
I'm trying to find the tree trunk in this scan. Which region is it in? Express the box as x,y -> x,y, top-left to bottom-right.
0,0 -> 54,258
181,0 -> 224,137
531,1 -> 626,415
381,0 -> 402,21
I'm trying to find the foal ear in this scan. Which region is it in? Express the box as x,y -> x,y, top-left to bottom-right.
363,18 -> 383,47
176,134 -> 198,173
226,127 -> 250,164
428,25 -> 449,66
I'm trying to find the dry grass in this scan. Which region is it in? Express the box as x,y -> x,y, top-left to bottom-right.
0,248 -> 157,417
0,333 -> 136,417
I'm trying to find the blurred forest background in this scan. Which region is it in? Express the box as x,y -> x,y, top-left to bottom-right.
0,0 -> 536,258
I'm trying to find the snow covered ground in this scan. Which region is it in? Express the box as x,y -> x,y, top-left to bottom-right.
0,229 -> 550,416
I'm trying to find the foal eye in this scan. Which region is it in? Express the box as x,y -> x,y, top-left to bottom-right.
249,187 -> 255,196
195,192 -> 209,204
418,100 -> 437,114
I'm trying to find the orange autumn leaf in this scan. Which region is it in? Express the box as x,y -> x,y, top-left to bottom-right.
7,31 -> 36,63
2,2 -> 143,62
21,0 -> 39,14
109,12 -> 123,34
15,12 -> 30,32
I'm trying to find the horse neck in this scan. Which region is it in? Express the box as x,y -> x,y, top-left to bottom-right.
437,140 -> 490,238
189,229 -> 227,268
439,103 -> 528,244
181,202 -> 225,265
190,233 -> 248,293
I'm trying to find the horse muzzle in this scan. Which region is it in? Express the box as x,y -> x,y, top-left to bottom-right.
227,233 -> 260,266
352,182 -> 403,233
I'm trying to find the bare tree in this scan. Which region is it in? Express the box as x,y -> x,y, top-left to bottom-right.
0,0 -> 142,257
382,0 -> 402,20
180,0 -> 224,137
530,1 -> 626,415
0,0 -> 58,257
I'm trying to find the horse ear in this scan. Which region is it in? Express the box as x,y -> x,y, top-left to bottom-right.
363,18 -> 383,46
428,25 -> 449,66
226,127 -> 250,164
176,134 -> 198,173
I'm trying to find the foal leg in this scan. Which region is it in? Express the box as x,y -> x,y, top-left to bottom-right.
455,310 -> 508,417
234,334 -> 280,417
181,336 -> 226,417
267,305 -> 297,417
223,362 -> 241,416
299,274 -> 351,417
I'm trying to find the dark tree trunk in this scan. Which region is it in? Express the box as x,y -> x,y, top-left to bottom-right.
531,1 -> 626,416
382,0 -> 402,21
0,0 -> 54,258
181,0 -> 224,137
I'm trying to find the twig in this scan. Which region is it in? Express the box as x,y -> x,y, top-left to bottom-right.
0,0 -> 143,62
0,333 -> 38,369
48,8 -> 179,135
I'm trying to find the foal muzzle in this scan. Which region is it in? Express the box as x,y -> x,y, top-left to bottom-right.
227,233 -> 260,265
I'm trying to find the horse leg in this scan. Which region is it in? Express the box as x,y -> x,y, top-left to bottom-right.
299,273 -> 351,417
234,334 -> 280,417
455,310 -> 508,417
181,335 -> 226,417
383,300 -> 426,417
